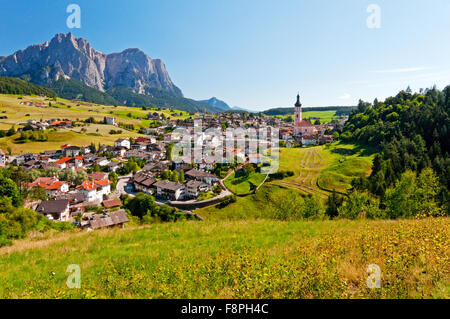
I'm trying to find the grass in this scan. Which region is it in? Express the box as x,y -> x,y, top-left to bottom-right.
224,171 -> 267,195
196,185 -> 305,220
270,143 -> 375,197
0,94 -> 194,130
0,217 -> 448,298
317,142 -> 376,193
302,110 -> 340,123
0,126 -> 143,154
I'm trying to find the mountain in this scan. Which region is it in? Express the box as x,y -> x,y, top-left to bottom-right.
0,33 -> 182,96
231,106 -> 256,113
0,33 -> 230,112
199,97 -> 257,113
199,97 -> 231,112
46,77 -> 218,113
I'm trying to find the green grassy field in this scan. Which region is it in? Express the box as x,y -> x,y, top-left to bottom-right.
0,125 -> 144,154
302,110 -> 340,123
0,94 -> 192,130
224,171 -> 267,195
0,93 -> 196,154
273,111 -> 341,123
270,143 -> 374,197
317,142 -> 376,193
0,217 -> 447,298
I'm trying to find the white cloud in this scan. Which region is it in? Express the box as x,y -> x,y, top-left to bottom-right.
373,67 -> 429,74
339,93 -> 351,100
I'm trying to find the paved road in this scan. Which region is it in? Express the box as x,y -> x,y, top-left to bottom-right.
109,174 -> 136,199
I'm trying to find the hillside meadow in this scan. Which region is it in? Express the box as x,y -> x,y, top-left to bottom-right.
0,217 -> 448,299
0,94 -> 191,129
269,143 -> 374,197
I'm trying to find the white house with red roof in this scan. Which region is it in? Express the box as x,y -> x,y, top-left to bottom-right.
54,156 -> 84,170
27,177 -> 69,198
76,179 -> 111,202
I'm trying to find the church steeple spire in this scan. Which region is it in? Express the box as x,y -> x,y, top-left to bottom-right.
295,93 -> 302,107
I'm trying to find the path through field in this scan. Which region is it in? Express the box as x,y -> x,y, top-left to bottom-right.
272,147 -> 330,198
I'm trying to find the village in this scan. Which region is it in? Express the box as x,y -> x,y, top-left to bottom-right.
0,95 -> 345,231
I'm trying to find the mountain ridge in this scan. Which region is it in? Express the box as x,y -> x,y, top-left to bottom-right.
0,33 -> 182,96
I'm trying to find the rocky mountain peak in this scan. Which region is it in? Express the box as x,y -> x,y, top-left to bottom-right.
0,33 -> 182,96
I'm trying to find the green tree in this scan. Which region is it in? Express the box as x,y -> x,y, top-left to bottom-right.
0,176 -> 22,207
384,171 -> 418,218
179,170 -> 185,183
325,190 -> 343,219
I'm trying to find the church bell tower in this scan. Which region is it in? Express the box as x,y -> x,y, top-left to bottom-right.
294,93 -> 302,135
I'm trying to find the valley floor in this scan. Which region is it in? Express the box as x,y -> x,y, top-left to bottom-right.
0,217 -> 448,299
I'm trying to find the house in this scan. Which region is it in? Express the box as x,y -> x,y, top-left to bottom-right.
23,160 -> 41,170
55,192 -> 85,218
27,177 -> 70,198
318,135 -> 334,144
105,117 -> 116,125
80,210 -> 129,229
0,149 -> 5,167
15,153 -> 36,164
43,181 -> 70,198
64,146 -> 81,157
35,199 -> 70,222
112,147 -> 127,158
51,120 -> 72,128
133,171 -> 156,194
114,138 -> 131,150
43,150 -> 61,159
76,179 -> 112,203
301,134 -> 317,147
55,156 -> 84,169
296,120 -> 318,136
185,169 -> 219,185
185,180 -> 209,199
153,180 -> 185,201
94,157 -> 110,167
88,172 -> 109,180
107,161 -> 122,172
141,162 -> 169,176
102,199 -> 122,209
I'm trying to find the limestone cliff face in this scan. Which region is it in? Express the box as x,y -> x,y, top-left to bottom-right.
0,33 -> 182,96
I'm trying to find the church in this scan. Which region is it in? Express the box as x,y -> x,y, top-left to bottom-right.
294,94 -> 317,137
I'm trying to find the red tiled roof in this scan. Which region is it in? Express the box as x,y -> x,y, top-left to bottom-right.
102,199 -> 122,208
297,120 -> 314,127
77,179 -> 111,191
45,181 -> 68,190
55,157 -> 72,164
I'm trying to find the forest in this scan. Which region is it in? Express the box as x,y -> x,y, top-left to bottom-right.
338,86 -> 450,216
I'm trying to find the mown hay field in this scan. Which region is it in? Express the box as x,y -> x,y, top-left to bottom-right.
0,217 -> 448,299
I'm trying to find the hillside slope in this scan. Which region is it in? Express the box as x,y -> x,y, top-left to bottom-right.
0,76 -> 56,98
0,218 -> 448,299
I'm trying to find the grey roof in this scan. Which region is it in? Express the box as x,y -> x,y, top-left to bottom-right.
86,210 -> 129,229
185,169 -> 218,179
186,180 -> 204,188
133,171 -> 156,187
36,200 -> 69,214
153,180 -> 184,191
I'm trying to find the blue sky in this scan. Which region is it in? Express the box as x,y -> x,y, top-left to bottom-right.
1,0 -> 449,111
